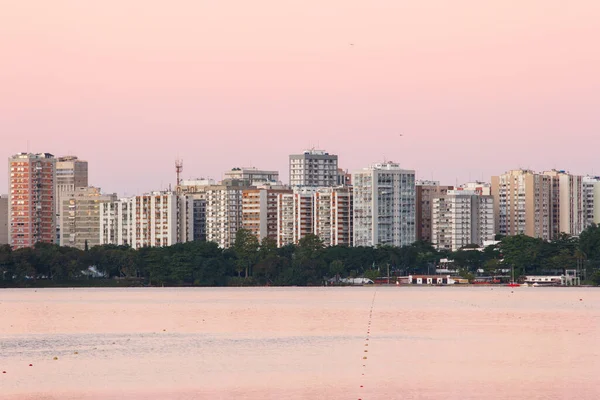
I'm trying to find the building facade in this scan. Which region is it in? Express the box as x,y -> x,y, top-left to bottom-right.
583,176 -> 600,228
415,181 -> 453,243
242,187 -> 292,243
314,186 -> 353,247
55,156 -> 89,242
276,188 -> 315,247
100,192 -> 193,249
543,170 -> 584,237
60,187 -> 117,250
431,190 -> 495,251
8,153 -> 57,248
289,149 -> 338,187
224,167 -> 279,185
352,162 -> 416,247
458,181 -> 491,196
0,195 -> 8,245
491,169 -> 552,240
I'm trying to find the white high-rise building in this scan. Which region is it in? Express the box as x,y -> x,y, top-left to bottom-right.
100,192 -> 193,249
352,162 -> 416,247
289,149 -> 338,187
314,186 -> 353,247
583,176 -> 600,229
205,185 -> 245,248
431,190 -> 495,251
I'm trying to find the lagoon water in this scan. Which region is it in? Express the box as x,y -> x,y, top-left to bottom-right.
1,287 -> 598,400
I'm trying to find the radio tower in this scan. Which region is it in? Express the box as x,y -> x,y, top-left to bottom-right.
175,159 -> 183,187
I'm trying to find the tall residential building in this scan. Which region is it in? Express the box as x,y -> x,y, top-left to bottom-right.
55,156 -> 89,241
0,195 -> 8,244
100,192 -> 193,249
415,181 -> 453,243
353,162 -> 416,247
314,186 -> 353,247
224,167 -> 279,185
276,188 -> 315,247
242,186 -> 292,243
289,149 -> 338,187
543,170 -> 584,237
205,184 -> 245,248
458,181 -> 491,196
491,169 -> 552,240
60,187 -> 117,250
583,176 -> 600,228
8,153 -> 56,248
336,168 -> 352,186
431,190 -> 495,251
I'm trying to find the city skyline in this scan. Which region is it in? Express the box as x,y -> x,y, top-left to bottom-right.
2,1 -> 600,195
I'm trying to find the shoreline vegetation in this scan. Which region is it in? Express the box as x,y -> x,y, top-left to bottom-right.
2,225 -> 600,288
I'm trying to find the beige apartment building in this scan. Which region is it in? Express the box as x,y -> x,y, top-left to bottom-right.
60,187 -> 117,250
313,186 -> 353,247
276,188 -> 315,247
491,169 -> 552,240
8,153 -> 56,248
55,156 -> 88,241
542,170 -> 584,237
416,181 -> 453,243
242,186 -> 292,243
583,176 -> 600,228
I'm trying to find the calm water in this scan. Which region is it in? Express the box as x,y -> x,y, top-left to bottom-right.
1,287 -> 598,399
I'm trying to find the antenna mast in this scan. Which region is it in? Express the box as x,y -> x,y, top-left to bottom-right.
175,159 -> 183,187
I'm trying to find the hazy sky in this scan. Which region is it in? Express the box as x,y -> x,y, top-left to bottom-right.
2,0 -> 599,195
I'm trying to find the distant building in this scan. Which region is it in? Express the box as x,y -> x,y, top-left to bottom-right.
582,176 -> 600,228
8,152 -> 56,248
289,149 -> 338,187
276,187 -> 315,247
431,190 -> 495,251
100,192 -> 193,249
224,167 -> 279,185
542,170 -> 584,237
314,186 -> 353,247
415,181 -> 453,243
60,187 -> 117,250
352,162 -> 416,247
55,156 -> 88,242
458,181 -> 491,196
242,186 -> 292,243
336,168 -> 352,186
0,195 -> 8,245
491,169 -> 552,240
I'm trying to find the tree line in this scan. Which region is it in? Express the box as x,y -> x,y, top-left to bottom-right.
2,225 -> 600,287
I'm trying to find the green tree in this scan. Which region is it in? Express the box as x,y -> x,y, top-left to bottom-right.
233,229 -> 260,278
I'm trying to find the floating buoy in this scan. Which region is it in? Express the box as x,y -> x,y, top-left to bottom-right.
53,357 -> 58,360
74,351 -> 79,355
2,371 -> 6,374
29,364 -> 33,367
580,299 -> 583,301
360,385 -> 363,388
363,356 -> 367,359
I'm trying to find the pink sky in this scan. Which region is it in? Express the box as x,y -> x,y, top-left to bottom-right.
1,0 -> 599,195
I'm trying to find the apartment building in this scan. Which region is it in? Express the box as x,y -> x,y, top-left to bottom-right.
415,181 -> 453,243
458,181 -> 491,196
8,153 -> 56,248
242,186 -> 292,243
543,170 -> 584,237
289,149 -> 338,187
491,169 -> 552,240
55,156 -> 88,242
60,187 -> 117,250
224,167 -> 279,185
313,186 -> 353,247
276,188 -> 315,247
100,192 -> 193,249
583,176 -> 600,228
0,195 -> 8,245
432,190 -> 495,251
352,162 -> 416,247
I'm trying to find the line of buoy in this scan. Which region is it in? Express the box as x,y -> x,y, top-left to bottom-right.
358,291 -> 377,400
